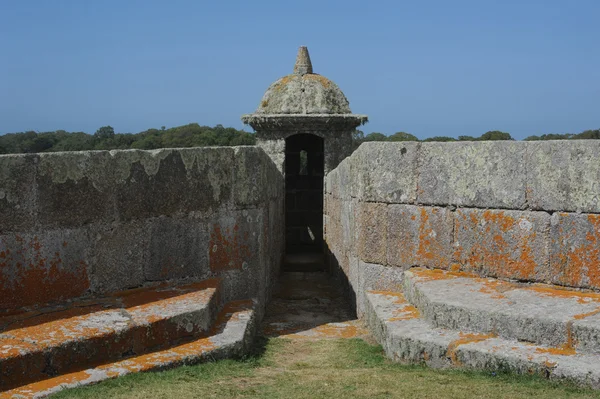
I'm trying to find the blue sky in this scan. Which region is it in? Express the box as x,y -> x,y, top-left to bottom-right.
1,0 -> 598,140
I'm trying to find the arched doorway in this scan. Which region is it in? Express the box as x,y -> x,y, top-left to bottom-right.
284,134 -> 325,268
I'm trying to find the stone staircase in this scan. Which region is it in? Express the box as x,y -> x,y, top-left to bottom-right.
365,267 -> 600,388
0,278 -> 257,398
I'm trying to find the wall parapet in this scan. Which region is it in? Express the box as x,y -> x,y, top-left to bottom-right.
0,146 -> 284,315
325,140 -> 600,314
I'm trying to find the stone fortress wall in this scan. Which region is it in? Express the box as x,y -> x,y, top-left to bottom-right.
0,147 -> 284,317
325,140 -> 600,316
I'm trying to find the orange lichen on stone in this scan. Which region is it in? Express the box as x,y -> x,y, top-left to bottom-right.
368,290 -> 407,304
447,332 -> 496,365
209,224 -> 252,271
416,207 -> 450,267
0,236 -> 90,312
535,343 -> 577,356
477,279 -> 517,299
453,210 -> 540,281
550,214 -> 600,290
303,73 -> 332,88
528,284 -> 600,304
409,267 -> 478,281
389,304 -> 420,321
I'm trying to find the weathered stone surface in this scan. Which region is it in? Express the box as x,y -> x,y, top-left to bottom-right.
549,213 -> 600,290
115,148 -> 234,221
0,154 -> 38,232
233,147 -> 266,207
357,142 -> 418,203
403,268 -> 600,351
365,290 -> 600,389
453,208 -> 550,281
254,73 -> 351,115
357,202 -> 387,265
0,229 -> 91,311
90,221 -> 149,293
527,140 -> 600,213
209,210 -> 261,274
356,261 -> 404,317
418,141 -> 526,209
386,205 -> 453,269
145,217 -> 210,282
37,151 -> 116,228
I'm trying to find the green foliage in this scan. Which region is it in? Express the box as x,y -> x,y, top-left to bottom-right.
423,136 -> 457,142
524,133 -> 573,141
458,135 -> 478,141
0,124 -> 255,154
479,130 -> 514,141
387,132 -> 418,142
363,132 -> 387,142
572,129 -> 600,140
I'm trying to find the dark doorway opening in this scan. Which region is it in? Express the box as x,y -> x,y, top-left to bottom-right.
284,134 -> 325,271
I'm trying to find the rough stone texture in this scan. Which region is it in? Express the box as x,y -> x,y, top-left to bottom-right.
365,290 -> 600,389
386,205 -> 453,270
527,140 -> 600,213
356,261 -> 405,318
114,148 -> 234,221
37,151 -> 116,228
453,208 -> 550,282
233,147 -> 267,207
2,299 -> 256,397
0,154 -> 38,233
403,268 -> 600,351
418,141 -> 527,209
357,142 -> 419,203
0,147 -> 284,314
91,221 -> 149,293
549,213 -> 600,290
357,202 -> 387,265
146,218 -> 210,282
0,229 -> 91,311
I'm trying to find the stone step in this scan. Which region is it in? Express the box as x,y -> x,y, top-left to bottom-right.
0,279 -> 221,391
365,290 -> 600,389
1,299 -> 256,399
403,268 -> 600,353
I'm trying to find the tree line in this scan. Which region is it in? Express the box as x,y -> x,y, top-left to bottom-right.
0,124 -> 256,154
1,125 -> 598,155
353,128 -> 600,149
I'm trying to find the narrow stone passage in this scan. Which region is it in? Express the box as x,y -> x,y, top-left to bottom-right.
261,271 -> 368,340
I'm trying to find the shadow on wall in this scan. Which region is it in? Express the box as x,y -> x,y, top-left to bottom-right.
324,140 -> 600,316
0,146 -> 285,317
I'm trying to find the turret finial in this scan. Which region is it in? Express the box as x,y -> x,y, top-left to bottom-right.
293,46 -> 313,75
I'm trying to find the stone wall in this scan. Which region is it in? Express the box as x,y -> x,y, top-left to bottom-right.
0,147 -> 284,316
325,141 -> 600,315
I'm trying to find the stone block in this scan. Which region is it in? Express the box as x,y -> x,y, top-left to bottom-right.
233,147 -> 267,207
418,141 -> 526,209
386,205 -> 453,269
208,210 -> 262,274
0,154 -> 38,232
0,229 -> 91,311
37,151 -> 116,228
115,148 -> 234,221
357,142 -> 419,203
527,140 -> 600,213
549,213 -> 600,290
453,208 -> 550,281
358,202 -> 387,264
145,217 -> 210,282
88,221 -> 148,293
356,261 -> 405,317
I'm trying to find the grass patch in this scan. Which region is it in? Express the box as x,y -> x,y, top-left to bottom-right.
53,338 -> 600,399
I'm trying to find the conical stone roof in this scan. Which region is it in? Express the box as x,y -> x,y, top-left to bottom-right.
254,46 -> 352,115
